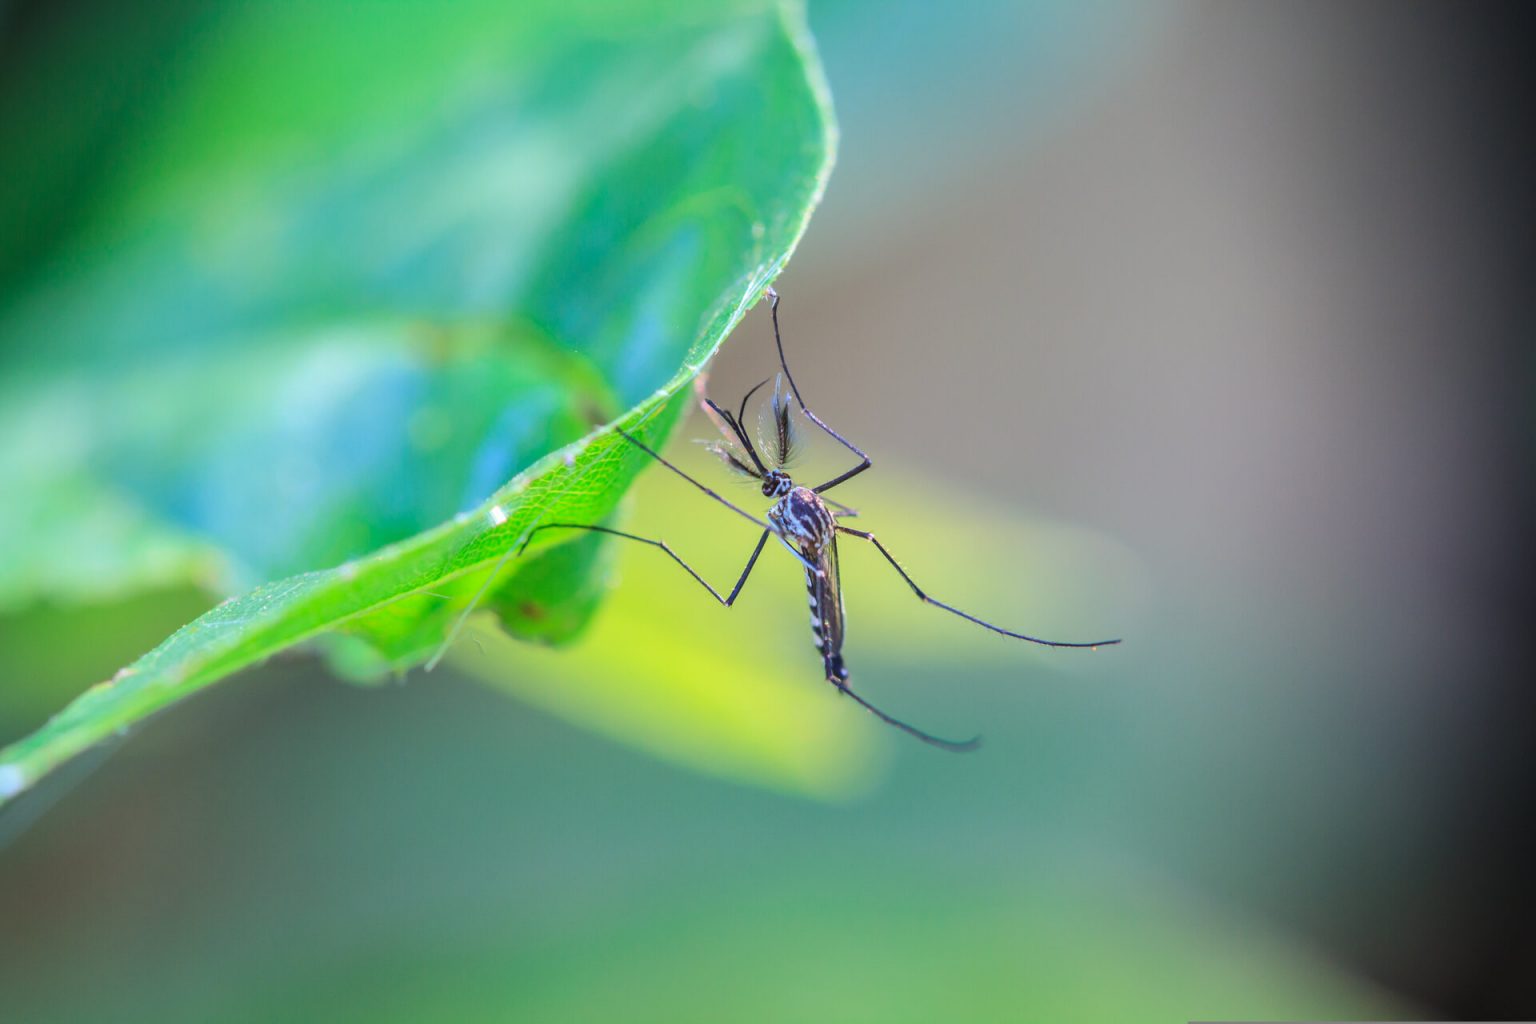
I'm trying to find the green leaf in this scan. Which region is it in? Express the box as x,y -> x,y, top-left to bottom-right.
0,322 -> 620,603
0,0 -> 836,807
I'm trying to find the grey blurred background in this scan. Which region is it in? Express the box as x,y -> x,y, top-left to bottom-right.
765,1 -> 1535,1014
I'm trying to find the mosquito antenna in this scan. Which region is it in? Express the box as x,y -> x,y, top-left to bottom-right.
766,373 -> 797,468
835,683 -> 981,753
702,440 -> 762,480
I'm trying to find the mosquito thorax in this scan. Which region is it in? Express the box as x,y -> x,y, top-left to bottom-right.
761,470 -> 793,498
768,485 -> 837,551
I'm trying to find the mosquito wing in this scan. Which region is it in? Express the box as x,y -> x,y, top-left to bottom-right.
805,535 -> 847,682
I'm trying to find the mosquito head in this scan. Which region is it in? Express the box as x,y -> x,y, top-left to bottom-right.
761,469 -> 793,498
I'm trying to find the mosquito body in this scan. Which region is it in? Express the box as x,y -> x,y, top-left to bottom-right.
437,288 -> 1119,751
767,481 -> 848,686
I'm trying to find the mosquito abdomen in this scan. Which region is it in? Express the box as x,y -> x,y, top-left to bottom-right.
804,543 -> 848,684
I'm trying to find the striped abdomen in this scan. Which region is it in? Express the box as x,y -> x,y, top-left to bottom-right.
805,537 -> 848,684
769,486 -> 846,684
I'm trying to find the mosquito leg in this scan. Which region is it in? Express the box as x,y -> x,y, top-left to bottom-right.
616,426 -> 768,532
427,523 -> 772,671
615,426 -> 820,577
517,523 -> 770,606
763,287 -> 873,494
428,404 -> 804,674
832,682 -> 981,753
835,526 -> 1122,648
822,496 -> 859,518
812,458 -> 872,496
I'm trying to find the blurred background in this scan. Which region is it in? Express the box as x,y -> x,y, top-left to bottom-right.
3,2 -> 1533,1021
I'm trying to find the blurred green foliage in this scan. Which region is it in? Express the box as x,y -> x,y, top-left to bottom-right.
0,0 -> 834,805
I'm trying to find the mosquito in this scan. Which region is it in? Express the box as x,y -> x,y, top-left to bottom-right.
490,288 -> 1120,752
